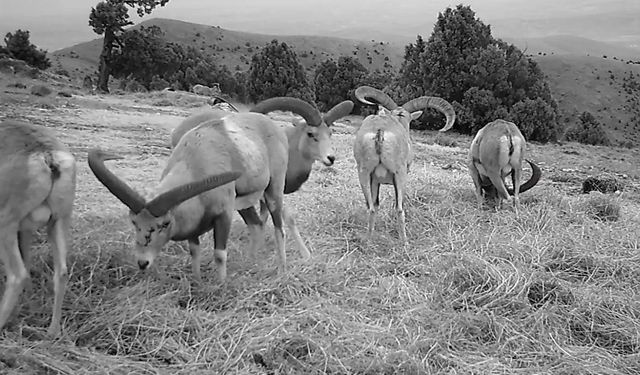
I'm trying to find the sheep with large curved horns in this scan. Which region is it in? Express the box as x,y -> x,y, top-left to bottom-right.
353,85 -> 456,243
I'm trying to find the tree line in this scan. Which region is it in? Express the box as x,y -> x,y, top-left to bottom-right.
87,2 -> 563,142
2,2 -> 613,145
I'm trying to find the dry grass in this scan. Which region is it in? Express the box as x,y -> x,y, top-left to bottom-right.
1,83 -> 640,374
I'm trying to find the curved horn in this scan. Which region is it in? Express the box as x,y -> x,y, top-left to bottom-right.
402,96 -> 456,132
146,171 -> 242,217
250,97 -> 322,127
323,100 -> 354,125
210,96 -> 240,113
508,159 -> 542,195
87,149 -> 147,214
354,86 -> 398,110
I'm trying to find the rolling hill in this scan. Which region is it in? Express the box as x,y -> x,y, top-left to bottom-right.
48,18 -> 640,146
50,18 -> 404,81
535,54 -> 640,146
503,35 -> 640,61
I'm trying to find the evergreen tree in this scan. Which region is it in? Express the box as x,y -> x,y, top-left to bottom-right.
396,5 -> 559,142
89,0 -> 169,93
109,25 -> 241,96
565,111 -> 610,145
3,29 -> 51,69
247,40 -> 314,103
314,56 -> 367,111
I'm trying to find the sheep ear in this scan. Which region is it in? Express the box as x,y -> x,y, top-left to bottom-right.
410,111 -> 423,120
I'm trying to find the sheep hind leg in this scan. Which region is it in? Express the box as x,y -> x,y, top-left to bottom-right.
0,227 -> 29,332
46,216 -> 71,337
487,172 -> 510,213
393,171 -> 408,245
511,167 -> 522,217
468,163 -> 485,210
358,170 -> 376,240
17,229 -> 34,296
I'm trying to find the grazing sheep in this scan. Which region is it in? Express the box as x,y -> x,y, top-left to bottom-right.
468,119 -> 542,214
0,120 -> 76,336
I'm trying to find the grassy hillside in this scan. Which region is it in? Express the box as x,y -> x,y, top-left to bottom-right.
534,54 -> 640,146
48,17 -> 640,146
503,35 -> 640,60
2,68 -> 640,374
50,18 -> 403,81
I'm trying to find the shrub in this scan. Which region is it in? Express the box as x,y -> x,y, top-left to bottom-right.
565,111 -> 610,146
30,84 -> 52,96
149,75 -> 170,91
153,98 -> 173,106
394,5 -> 559,140
124,79 -> 147,93
510,98 -> 559,142
582,176 -> 624,194
3,29 -> 51,69
54,68 -> 70,77
432,133 -> 458,147
8,82 -> 27,89
247,40 -> 314,103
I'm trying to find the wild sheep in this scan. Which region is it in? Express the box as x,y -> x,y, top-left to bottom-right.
0,120 -> 76,336
468,119 -> 542,214
353,85 -> 456,244
88,97 -> 328,282
191,83 -> 221,97
171,98 -> 354,257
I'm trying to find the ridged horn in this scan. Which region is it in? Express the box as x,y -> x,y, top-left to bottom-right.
250,97 -> 322,127
146,171 -> 243,217
508,159 -> 542,195
88,149 -> 147,214
323,100 -> 354,125
402,96 -> 456,132
354,86 -> 398,110
210,96 -> 240,113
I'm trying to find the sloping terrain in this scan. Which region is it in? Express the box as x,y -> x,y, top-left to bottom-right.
50,18 -> 403,81
534,54 -> 640,145
1,66 -> 640,374
503,35 -> 640,60
47,17 -> 640,146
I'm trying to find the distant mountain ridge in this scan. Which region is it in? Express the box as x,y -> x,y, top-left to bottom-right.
502,35 -> 640,60
51,18 -> 404,79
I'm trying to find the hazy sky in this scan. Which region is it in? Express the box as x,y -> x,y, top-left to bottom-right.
0,0 -> 637,51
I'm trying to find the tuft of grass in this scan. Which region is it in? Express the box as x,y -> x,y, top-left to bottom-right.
432,133 -> 459,148
568,295 -> 640,355
582,192 -> 622,221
